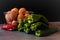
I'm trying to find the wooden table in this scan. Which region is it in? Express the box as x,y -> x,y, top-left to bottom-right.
0,22 -> 60,40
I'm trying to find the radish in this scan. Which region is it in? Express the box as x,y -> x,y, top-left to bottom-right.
2,24 -> 14,31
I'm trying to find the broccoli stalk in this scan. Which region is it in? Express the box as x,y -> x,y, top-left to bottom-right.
35,27 -> 57,37
40,15 -> 49,25
35,30 -> 42,37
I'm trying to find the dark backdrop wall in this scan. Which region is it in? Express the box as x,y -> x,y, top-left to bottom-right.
0,0 -> 60,23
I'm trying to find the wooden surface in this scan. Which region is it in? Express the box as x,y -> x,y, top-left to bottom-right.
0,22 -> 60,40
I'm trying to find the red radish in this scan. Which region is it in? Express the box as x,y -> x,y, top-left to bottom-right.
6,24 -> 13,29
2,24 -> 8,29
8,28 -> 13,31
2,24 -> 14,31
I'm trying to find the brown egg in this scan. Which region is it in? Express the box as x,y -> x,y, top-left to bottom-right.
11,8 -> 18,14
19,8 -> 27,14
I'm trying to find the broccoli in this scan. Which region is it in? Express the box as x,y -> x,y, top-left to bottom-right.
18,19 -> 24,31
18,24 -> 23,31
39,15 -> 49,25
30,22 -> 48,31
27,14 -> 48,25
23,23 -> 31,33
24,28 -> 30,33
35,27 -> 57,37
23,18 -> 28,23
18,19 -> 23,24
27,14 -> 40,23
35,30 -> 42,37
30,22 -> 41,31
24,23 -> 30,28
17,14 -> 52,37
48,27 -> 57,34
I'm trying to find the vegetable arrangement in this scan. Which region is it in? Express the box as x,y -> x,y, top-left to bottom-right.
2,8 -> 57,37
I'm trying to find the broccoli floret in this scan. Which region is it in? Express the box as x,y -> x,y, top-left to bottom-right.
18,24 -> 23,31
24,23 -> 30,28
23,18 -> 28,23
24,28 -> 30,33
35,30 -> 42,37
30,22 -> 41,31
27,14 -> 40,23
18,19 -> 23,24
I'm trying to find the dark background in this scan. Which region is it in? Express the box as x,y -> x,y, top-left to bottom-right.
0,0 -> 60,23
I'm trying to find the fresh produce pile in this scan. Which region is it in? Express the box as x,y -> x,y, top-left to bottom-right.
2,8 -> 57,37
